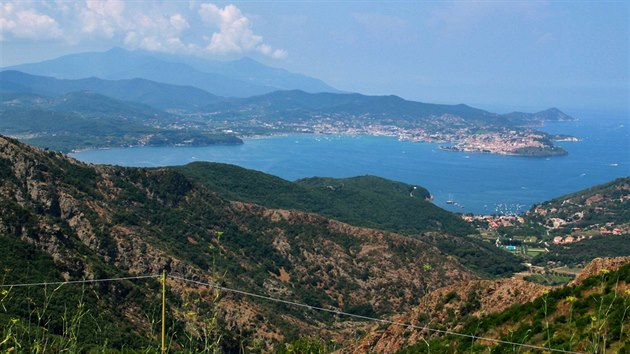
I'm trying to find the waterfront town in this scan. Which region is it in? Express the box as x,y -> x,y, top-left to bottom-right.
197,113 -> 576,156
463,213 -> 628,244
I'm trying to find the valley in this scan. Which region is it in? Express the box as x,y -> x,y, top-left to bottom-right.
0,9 -> 627,351
0,135 -> 478,350
0,135 -> 628,352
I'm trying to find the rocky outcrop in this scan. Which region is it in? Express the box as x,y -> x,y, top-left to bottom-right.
570,256 -> 630,286
352,256 -> 630,353
349,277 -> 547,353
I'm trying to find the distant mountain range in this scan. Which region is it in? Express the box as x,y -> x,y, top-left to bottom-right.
203,89 -> 508,125
2,48 -> 570,125
152,53 -> 340,93
1,89 -> 168,119
0,89 -> 241,152
0,70 -> 510,126
0,70 -> 222,110
3,47 -> 339,97
1,49 -> 576,156
0,68 -> 573,129
503,107 -> 577,125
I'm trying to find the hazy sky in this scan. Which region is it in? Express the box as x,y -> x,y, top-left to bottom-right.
1,1 -> 628,113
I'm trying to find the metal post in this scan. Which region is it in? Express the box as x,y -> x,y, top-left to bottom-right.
161,270 -> 166,354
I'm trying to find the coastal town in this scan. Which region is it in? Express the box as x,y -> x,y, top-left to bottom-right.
196,113 -> 578,157
291,117 -> 573,156
461,179 -> 630,273
464,212 -> 629,245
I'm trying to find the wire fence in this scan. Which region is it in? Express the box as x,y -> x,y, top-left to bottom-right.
0,274 -> 162,288
0,273 -> 586,354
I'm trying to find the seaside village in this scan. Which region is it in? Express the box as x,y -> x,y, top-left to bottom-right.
463,202 -> 629,248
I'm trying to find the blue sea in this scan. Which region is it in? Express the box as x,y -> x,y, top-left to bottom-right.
71,112 -> 628,215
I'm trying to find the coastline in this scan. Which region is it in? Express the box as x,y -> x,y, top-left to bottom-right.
67,129 -> 574,158
438,145 -> 569,157
68,119 -> 627,216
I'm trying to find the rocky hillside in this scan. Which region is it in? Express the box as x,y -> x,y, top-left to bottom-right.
354,257 -> 630,354
527,177 -> 630,236
570,256 -> 630,286
351,278 -> 548,353
178,162 -> 525,277
0,135 -> 475,350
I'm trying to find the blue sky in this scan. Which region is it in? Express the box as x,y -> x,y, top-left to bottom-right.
1,1 -> 628,113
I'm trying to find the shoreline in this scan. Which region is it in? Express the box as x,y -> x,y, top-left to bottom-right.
67,130 -> 574,158
438,145 -> 569,158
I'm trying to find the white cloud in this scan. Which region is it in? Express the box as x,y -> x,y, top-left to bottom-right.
74,1 -> 191,54
78,0 -> 125,37
272,49 -> 288,59
0,3 -> 63,40
170,14 -> 190,33
0,1 -> 286,59
198,3 -> 286,58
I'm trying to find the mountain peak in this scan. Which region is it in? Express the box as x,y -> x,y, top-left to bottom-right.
105,46 -> 128,54
102,46 -> 139,59
4,48 -> 339,96
503,107 -> 575,124
534,107 -> 574,121
234,56 -> 259,64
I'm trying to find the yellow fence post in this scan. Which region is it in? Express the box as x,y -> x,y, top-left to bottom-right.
161,270 -> 167,354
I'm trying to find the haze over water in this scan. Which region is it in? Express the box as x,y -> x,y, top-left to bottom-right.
72,112 -> 628,215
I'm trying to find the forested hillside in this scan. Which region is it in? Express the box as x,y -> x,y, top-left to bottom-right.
178,162 -> 525,277
0,135 -> 475,351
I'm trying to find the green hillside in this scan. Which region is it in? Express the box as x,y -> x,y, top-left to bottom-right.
177,162 -> 525,277
0,135 -> 474,351
0,70 -> 224,110
530,177 -> 630,232
204,90 -> 507,126
493,177 -> 630,267
0,92 -> 242,152
177,162 -> 458,234
397,262 -> 630,353
0,235 -> 159,351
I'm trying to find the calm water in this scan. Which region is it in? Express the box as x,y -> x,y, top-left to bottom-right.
72,112 -> 628,215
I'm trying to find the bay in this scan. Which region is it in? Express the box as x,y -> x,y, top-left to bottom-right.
71,112 -> 628,215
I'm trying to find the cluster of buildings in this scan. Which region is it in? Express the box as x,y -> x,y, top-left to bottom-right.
462,214 -> 525,229
600,225 -> 625,236
552,235 -> 586,244
552,225 -> 625,244
444,131 -> 549,155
